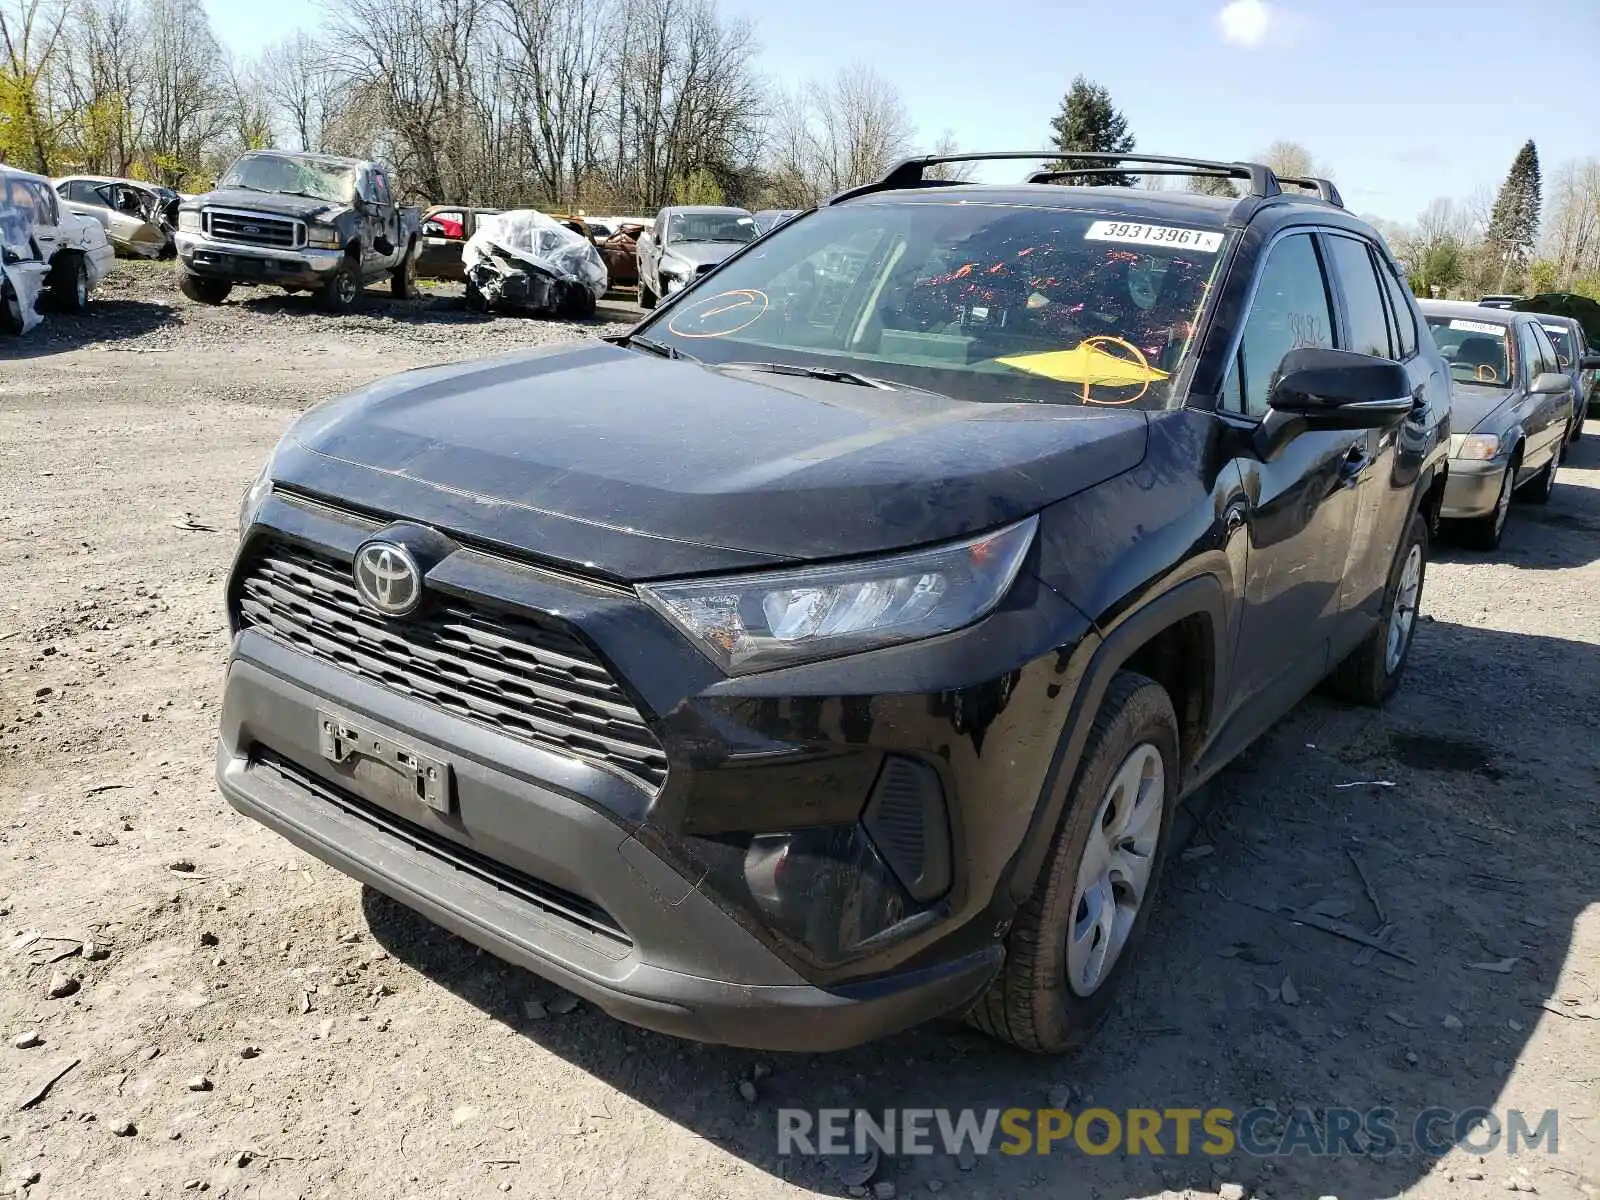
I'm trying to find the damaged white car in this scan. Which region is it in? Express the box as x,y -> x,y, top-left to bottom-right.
2,165 -> 116,333
462,209 -> 608,318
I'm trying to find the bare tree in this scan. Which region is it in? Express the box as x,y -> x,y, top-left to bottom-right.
923,129 -> 978,182
1257,139 -> 1320,180
1541,157 -> 1600,286
141,0 -> 227,185
260,31 -> 343,153
767,64 -> 913,206
56,0 -> 145,175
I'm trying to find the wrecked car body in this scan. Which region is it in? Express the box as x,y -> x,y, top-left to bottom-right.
2,165 -> 115,332
1,201 -> 48,335
462,210 -> 608,318
55,176 -> 179,259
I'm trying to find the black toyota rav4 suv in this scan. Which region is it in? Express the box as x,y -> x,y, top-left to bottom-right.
218,153 -> 1451,1054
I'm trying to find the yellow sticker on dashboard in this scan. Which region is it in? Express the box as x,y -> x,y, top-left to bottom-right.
997,337 -> 1170,405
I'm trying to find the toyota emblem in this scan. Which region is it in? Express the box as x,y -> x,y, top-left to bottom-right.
352,540 -> 423,617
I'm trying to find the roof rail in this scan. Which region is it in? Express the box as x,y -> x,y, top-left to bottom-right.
1274,175 -> 1344,207
825,151 -> 1290,205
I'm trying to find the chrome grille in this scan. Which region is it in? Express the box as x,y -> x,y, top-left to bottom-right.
204,208 -> 304,248
236,542 -> 668,790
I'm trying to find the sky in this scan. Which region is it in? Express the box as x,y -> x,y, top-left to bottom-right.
203,0 -> 1598,226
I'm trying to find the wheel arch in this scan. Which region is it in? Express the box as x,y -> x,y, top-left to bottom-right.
1005,574 -> 1228,905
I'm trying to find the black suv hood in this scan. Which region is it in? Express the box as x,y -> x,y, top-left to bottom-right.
271,342 -> 1148,581
192,189 -> 350,221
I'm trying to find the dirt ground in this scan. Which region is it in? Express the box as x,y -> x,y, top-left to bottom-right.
1,262 -> 1597,1200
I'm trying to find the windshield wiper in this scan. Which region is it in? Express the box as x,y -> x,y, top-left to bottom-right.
716,361 -> 897,389
618,333 -> 698,362
276,189 -> 338,202
225,183 -> 267,193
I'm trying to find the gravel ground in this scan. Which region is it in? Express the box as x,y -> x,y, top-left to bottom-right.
1,261 -> 1597,1200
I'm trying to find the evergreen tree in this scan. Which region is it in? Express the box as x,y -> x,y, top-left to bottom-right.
1486,140 -> 1542,291
1048,76 -> 1136,187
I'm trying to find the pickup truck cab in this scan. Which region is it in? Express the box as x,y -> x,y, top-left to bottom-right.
175,151 -> 422,312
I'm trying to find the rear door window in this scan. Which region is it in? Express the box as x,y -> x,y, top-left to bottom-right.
1324,235 -> 1393,359
1378,256 -> 1419,358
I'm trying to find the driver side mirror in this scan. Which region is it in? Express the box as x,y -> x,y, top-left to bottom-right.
1255,347 -> 1415,460
351,191 -> 367,214
1531,371 -> 1572,395
1581,354 -> 1600,371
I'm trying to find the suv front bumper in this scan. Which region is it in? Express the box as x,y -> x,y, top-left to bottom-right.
177,233 -> 343,288
217,647 -> 999,1049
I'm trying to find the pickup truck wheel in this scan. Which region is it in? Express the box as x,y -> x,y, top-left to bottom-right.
967,672 -> 1178,1054
1329,511 -> 1427,706
50,254 -> 90,313
178,271 -> 232,306
390,243 -> 418,300
638,279 -> 657,310
321,260 -> 362,313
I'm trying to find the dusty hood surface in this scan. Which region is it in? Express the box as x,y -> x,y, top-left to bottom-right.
195,190 -> 352,222
270,341 -> 1149,581
1451,383 -> 1516,435
658,242 -> 750,270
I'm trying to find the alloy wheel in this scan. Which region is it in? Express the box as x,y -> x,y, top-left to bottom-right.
1385,542 -> 1423,673
1066,742 -> 1164,996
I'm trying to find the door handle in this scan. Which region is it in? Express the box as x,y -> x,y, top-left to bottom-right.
1338,444 -> 1370,485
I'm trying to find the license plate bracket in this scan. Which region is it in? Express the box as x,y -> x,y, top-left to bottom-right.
317,710 -> 452,814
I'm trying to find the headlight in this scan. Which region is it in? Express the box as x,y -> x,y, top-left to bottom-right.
307,223 -> 341,249
1449,433 -> 1501,460
238,465 -> 272,535
177,210 -> 201,233
638,517 -> 1037,674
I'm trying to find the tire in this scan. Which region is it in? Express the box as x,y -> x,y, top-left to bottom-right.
390,241 -> 418,300
50,253 -> 89,313
967,672 -> 1179,1054
1329,511 -> 1428,706
463,279 -> 490,313
320,258 -> 362,313
1,280 -> 22,335
638,278 -> 657,310
177,270 -> 232,305
1458,463 -> 1513,551
1522,446 -> 1557,504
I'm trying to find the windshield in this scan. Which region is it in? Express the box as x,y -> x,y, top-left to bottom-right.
219,153 -> 357,203
1541,324 -> 1576,367
640,201 -> 1227,409
1426,316 -> 1512,388
666,211 -> 758,245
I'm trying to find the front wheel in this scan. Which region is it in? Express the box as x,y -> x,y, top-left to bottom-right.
320,259 -> 362,313
1329,511 -> 1428,705
177,270 -> 232,305
1,279 -> 23,335
1458,464 -> 1513,551
967,673 -> 1178,1054
390,242 -> 418,299
51,254 -> 89,313
1523,446 -> 1558,504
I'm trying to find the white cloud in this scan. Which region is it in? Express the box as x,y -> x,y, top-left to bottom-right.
1217,0 -> 1277,48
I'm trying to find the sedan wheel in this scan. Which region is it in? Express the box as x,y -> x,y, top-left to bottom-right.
1066,742 -> 1164,996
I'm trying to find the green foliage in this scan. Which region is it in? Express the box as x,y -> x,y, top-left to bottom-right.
672,168 -> 726,207
0,66 -> 58,172
1048,75 -> 1136,187
1528,259 -> 1559,294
